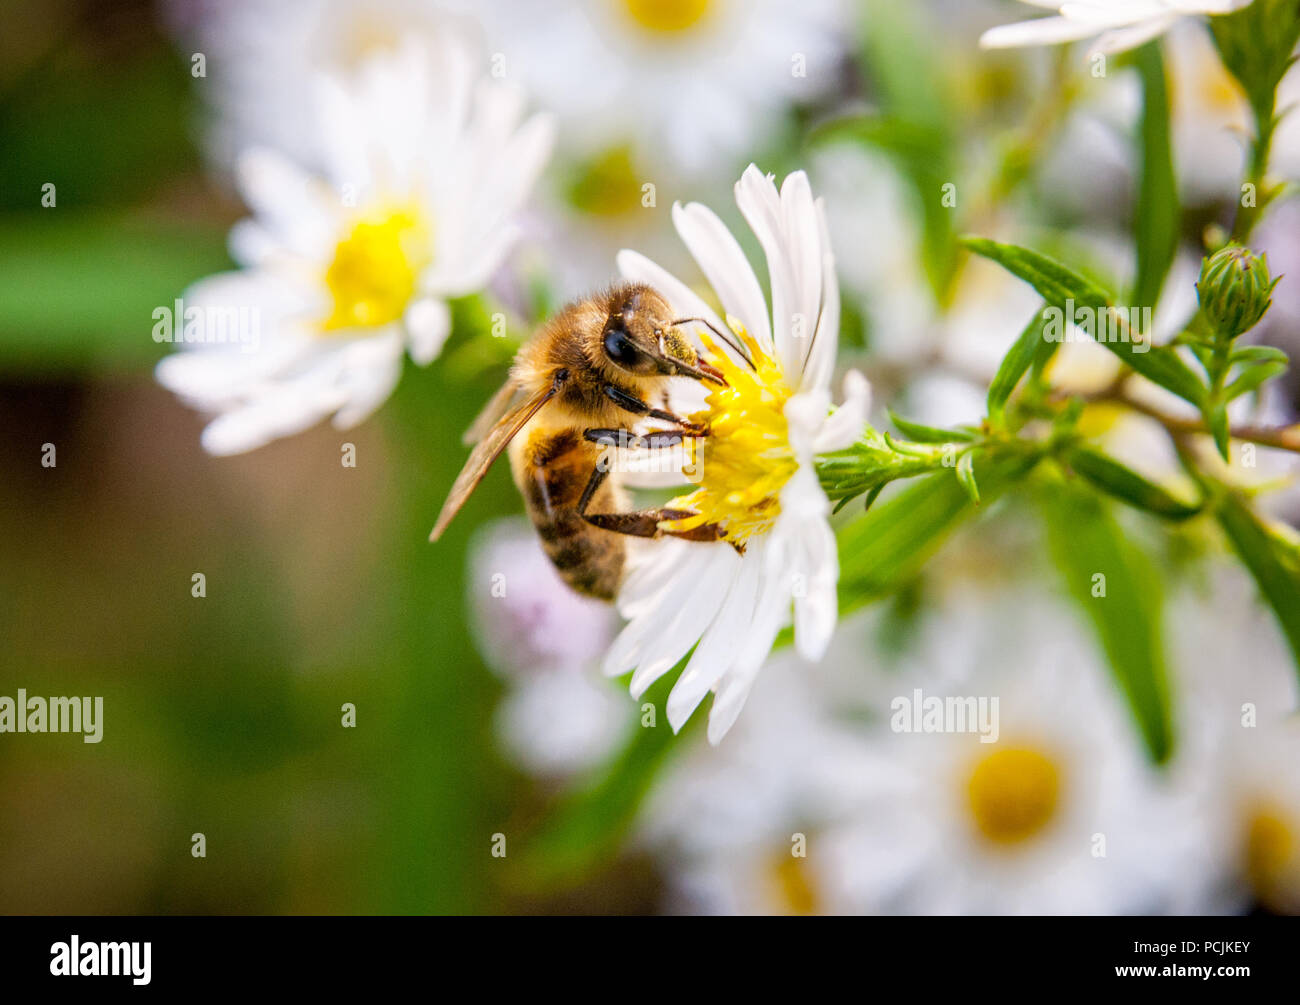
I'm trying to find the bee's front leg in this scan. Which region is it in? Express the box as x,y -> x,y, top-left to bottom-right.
601,384 -> 707,435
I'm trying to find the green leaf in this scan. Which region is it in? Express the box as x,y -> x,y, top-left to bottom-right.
1230,345 -> 1289,365
836,452 -> 1040,616
988,304 -> 1049,419
888,409 -> 975,443
1224,360 -> 1288,400
1217,491 -> 1300,683
1211,0 -> 1300,121
956,451 -> 980,504
1064,446 -> 1201,520
1038,481 -> 1175,763
963,237 -> 1207,406
1132,42 -> 1180,312
1208,400 -> 1231,460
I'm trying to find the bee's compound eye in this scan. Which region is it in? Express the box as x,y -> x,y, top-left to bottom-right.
603,326 -> 640,365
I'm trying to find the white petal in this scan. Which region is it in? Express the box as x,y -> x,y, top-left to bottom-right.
618,539 -> 694,617
735,165 -> 799,371
603,545 -> 696,676
235,148 -> 336,258
799,199 -> 841,393
979,16 -> 1107,48
778,171 -> 824,381
666,559 -> 757,732
812,369 -> 871,454
791,520 -> 839,662
1087,13 -> 1180,56
199,382 -> 344,456
405,298 -> 451,365
627,545 -> 736,698
706,537 -> 791,743
671,201 -> 773,354
784,387 -> 832,458
330,331 -> 405,428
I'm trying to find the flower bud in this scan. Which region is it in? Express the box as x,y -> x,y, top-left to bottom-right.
1196,244 -> 1278,340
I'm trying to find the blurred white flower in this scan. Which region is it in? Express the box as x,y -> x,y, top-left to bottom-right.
815,591 -> 1227,914
165,0 -> 481,174
473,0 -> 847,177
1172,565 -> 1300,913
156,37 -> 553,455
607,165 -> 869,745
1224,721 -> 1300,913
468,520 -> 629,776
980,0 -> 1253,57
639,584 -> 1236,915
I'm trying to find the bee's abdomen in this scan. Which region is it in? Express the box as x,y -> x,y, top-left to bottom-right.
512,426 -> 625,601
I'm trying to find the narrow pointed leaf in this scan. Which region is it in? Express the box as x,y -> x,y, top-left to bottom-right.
963,237 -> 1207,406
1132,42 -> 1179,313
1065,446 -> 1201,520
1038,482 -> 1175,763
888,409 -> 975,443
1216,491 -> 1300,684
988,303 -> 1050,419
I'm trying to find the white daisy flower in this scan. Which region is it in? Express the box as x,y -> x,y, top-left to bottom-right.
1223,720 -> 1300,913
979,0 -> 1253,57
1172,565 -> 1300,913
156,37 -> 554,455
812,588 -> 1231,915
607,164 -> 870,745
473,0 -> 847,177
638,582 -> 1237,915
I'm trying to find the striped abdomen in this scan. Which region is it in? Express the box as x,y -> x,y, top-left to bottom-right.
509,424 -> 626,600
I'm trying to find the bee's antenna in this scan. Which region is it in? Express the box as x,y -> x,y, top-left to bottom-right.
671,317 -> 755,370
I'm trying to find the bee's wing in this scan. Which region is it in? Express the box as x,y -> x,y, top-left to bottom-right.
430,377 -> 562,541
462,378 -> 524,445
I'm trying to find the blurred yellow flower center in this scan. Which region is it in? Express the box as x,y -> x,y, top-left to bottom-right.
335,16 -> 405,67
324,205 -> 430,332
568,146 -> 645,217
661,321 -> 797,545
966,746 -> 1061,846
622,0 -> 712,35
1245,804 -> 1297,907
768,851 -> 818,916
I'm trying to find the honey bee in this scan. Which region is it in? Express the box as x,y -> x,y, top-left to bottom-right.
430,283 -> 731,600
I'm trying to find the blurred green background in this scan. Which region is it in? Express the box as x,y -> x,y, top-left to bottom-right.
0,0 -> 656,914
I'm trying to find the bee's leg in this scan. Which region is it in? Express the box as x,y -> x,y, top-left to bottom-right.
602,384 -> 706,434
583,505 -> 731,545
575,451 -> 730,547
582,428 -> 698,451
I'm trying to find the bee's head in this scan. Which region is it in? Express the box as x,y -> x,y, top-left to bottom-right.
599,285 -> 726,386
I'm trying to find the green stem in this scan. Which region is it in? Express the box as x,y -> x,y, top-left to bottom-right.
1232,98 -> 1277,241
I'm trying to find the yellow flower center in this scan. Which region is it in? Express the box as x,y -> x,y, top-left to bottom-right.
661,321 -> 797,545
323,204 -> 431,333
1245,804 -> 1298,909
334,16 -> 406,67
622,0 -> 713,35
767,850 -> 818,916
966,746 -> 1062,846
568,145 -> 645,217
